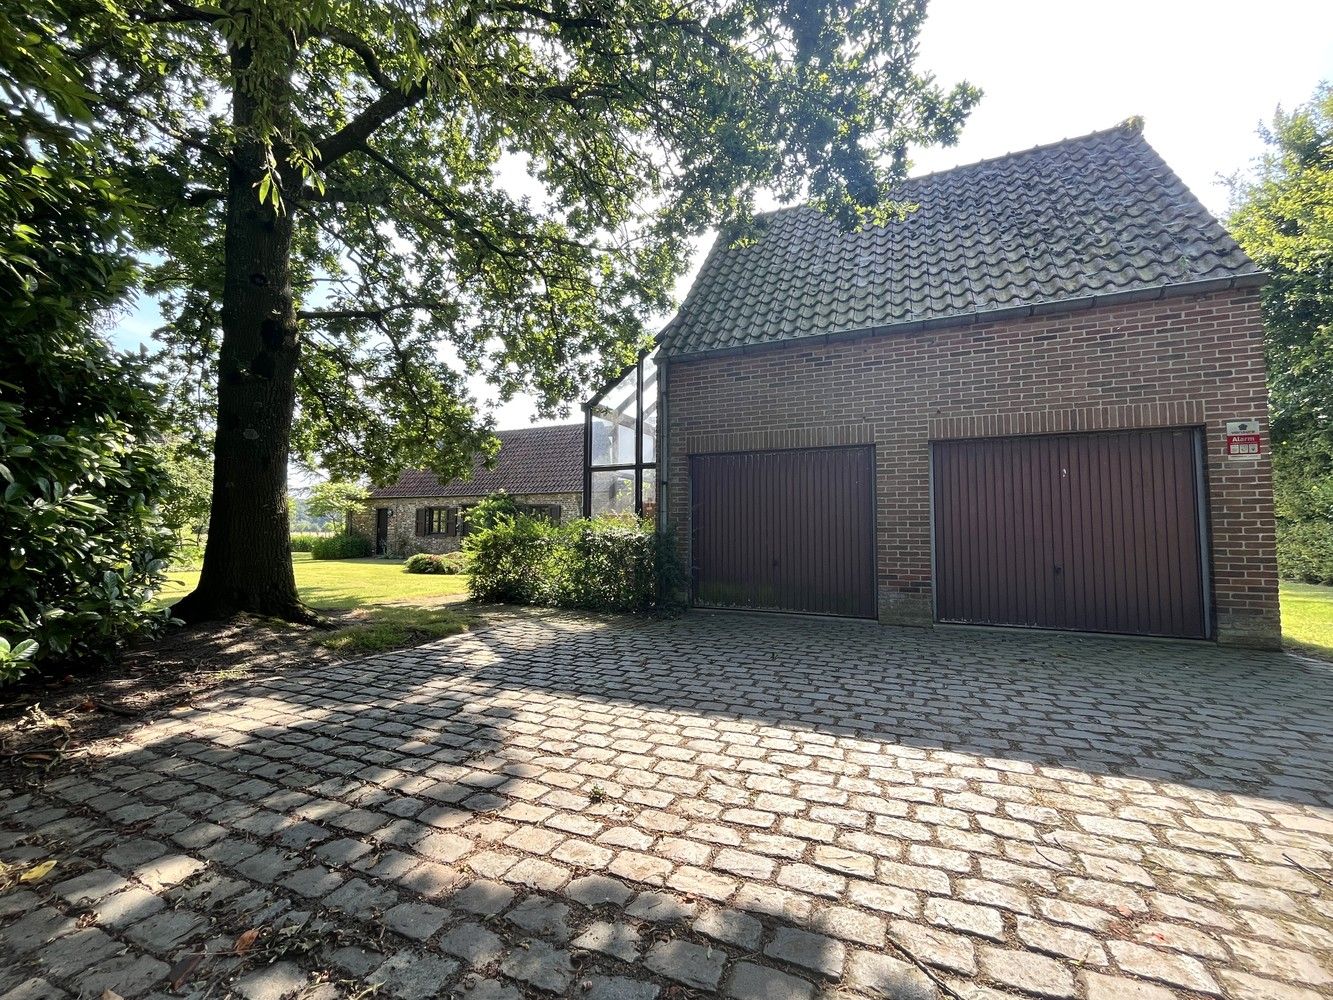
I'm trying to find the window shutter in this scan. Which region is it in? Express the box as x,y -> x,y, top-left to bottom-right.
446,507 -> 458,536
415,508 -> 427,536
548,504 -> 561,524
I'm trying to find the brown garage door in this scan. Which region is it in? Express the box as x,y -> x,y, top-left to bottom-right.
691,447 -> 876,618
932,429 -> 1210,638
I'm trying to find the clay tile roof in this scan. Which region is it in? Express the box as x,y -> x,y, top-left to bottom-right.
661,123 -> 1262,358
369,424 -> 583,499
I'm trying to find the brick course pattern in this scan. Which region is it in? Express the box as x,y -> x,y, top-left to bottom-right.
665,287 -> 1280,646
349,492 -> 582,557
1,611 -> 1329,1000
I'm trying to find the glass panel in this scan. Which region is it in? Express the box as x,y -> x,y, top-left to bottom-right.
590,366 -> 637,467
641,353 -> 658,464
590,469 -> 636,517
640,467 -> 658,521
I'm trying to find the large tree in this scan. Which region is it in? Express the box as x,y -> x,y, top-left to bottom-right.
1229,83 -> 1333,447
64,0 -> 977,622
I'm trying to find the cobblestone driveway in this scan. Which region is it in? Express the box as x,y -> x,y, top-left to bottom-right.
3,611 -> 1332,1000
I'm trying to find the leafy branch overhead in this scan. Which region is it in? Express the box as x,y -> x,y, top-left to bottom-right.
68,0 -> 978,486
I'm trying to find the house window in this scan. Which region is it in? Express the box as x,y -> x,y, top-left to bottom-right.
428,507 -> 450,534
584,350 -> 657,518
417,506 -> 459,536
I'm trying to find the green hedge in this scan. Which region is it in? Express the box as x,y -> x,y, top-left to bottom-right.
310,533 -> 373,559
290,533 -> 323,553
1278,520 -> 1333,585
405,552 -> 469,574
465,508 -> 682,612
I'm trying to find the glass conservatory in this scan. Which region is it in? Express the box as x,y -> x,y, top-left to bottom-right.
583,351 -> 657,519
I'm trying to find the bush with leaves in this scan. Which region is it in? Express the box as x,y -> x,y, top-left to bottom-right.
465,511 -> 680,612
310,533 -> 374,560
405,552 -> 468,574
289,534 -> 324,553
0,13 -> 175,680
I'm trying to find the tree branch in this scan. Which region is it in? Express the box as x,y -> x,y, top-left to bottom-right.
297,299 -> 454,322
309,28 -> 396,90
315,79 -> 429,166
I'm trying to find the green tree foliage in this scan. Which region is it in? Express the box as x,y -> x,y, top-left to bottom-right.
1229,84 -> 1333,581
1229,83 -> 1333,445
57,0 -> 977,621
161,439 -> 213,543
307,480 -> 370,522
1,2 -> 175,678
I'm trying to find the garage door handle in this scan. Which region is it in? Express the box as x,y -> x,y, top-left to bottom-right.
1053,565 -> 1063,575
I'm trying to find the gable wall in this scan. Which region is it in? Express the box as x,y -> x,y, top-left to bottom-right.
349,492 -> 582,557
664,287 -> 1280,646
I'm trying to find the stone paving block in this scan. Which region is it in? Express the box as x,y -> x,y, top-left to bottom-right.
572,920 -> 641,962
580,976 -> 660,1000
440,922 -> 505,966
1082,972 -> 1178,1000
845,950 -> 940,999
0,980 -> 66,1000
71,954 -> 170,999
924,898 -> 1004,941
323,878 -> 398,920
694,907 -> 763,950
1108,940 -> 1222,994
726,962 -> 815,1000
764,927 -> 846,979
33,928 -> 123,980
383,901 -> 449,941
643,940 -> 725,991
370,952 -> 460,1000
54,869 -> 131,904
451,879 -> 515,916
507,895 -> 572,941
888,921 -> 977,977
133,854 -> 205,892
499,940 -> 574,994
4,908 -> 78,955
978,946 -> 1076,999
565,874 -> 633,906
626,890 -> 697,923
277,865 -> 344,899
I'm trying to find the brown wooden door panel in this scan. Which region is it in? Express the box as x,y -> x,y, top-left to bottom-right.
932,430 -> 1209,638
691,446 -> 876,618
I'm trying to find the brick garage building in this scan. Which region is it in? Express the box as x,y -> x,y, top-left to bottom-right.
655,123 -> 1280,646
352,424 -> 583,557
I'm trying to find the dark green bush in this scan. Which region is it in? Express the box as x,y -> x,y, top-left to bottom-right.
466,513 -> 680,612
310,533 -> 373,559
290,533 -> 323,553
1277,520 -> 1333,585
404,552 -> 469,574
1,71 -> 175,681
405,553 -> 442,573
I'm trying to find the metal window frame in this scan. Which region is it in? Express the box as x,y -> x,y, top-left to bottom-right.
582,347 -> 657,518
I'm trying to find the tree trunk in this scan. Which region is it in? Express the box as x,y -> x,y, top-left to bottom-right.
174,41 -> 315,625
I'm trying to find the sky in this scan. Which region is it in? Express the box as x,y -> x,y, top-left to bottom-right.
110,0 -> 1333,463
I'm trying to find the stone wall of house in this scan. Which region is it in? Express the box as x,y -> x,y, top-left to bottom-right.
350,492 -> 583,558
665,287 -> 1280,647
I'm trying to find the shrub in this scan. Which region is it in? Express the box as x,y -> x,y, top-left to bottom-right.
465,512 -> 681,612
290,534 -> 322,553
1278,519 -> 1333,585
310,533 -> 374,560
466,515 -> 557,604
1,91 -> 175,680
405,552 -> 469,574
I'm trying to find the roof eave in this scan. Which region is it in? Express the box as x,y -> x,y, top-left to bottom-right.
663,273 -> 1267,363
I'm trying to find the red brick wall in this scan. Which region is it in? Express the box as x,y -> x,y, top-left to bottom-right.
664,287 -> 1280,647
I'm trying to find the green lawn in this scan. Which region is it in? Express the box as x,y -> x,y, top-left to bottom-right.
1280,581 -> 1333,658
161,552 -> 470,610
160,553 -> 474,653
